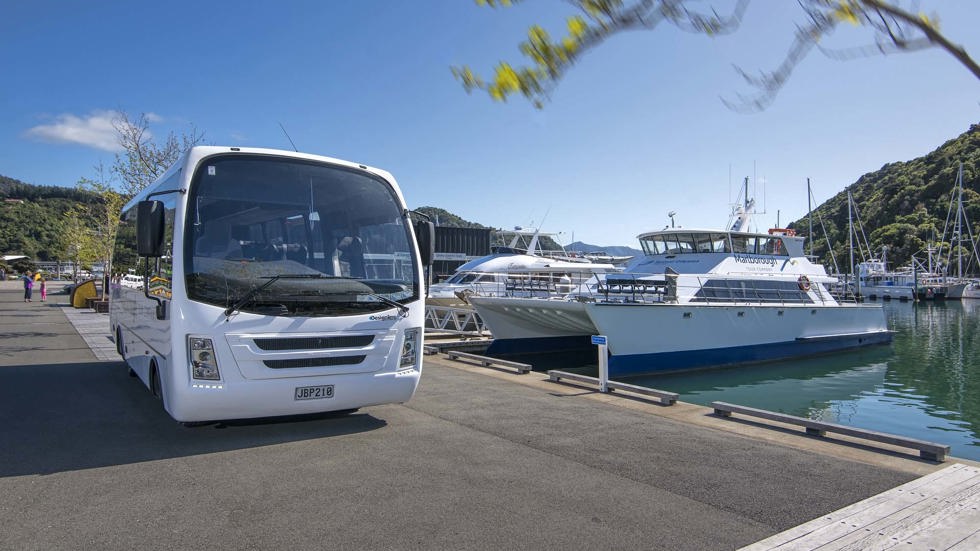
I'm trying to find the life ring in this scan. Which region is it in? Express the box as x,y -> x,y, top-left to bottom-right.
798,275 -> 811,292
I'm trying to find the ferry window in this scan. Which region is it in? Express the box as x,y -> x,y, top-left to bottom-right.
639,237 -> 660,255
730,235 -> 752,253
693,233 -> 713,253
675,234 -> 697,254
759,237 -> 788,256
641,236 -> 666,255
757,236 -> 772,255
661,234 -> 682,255
710,233 -> 730,253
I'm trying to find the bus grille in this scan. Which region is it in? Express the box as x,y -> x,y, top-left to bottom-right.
253,335 -> 374,350
263,356 -> 367,369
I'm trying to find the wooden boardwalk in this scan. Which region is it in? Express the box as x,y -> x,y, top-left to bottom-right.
741,463 -> 980,550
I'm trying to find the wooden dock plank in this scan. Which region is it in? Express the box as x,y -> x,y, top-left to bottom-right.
876,486 -> 980,550
741,465 -> 977,549
947,528 -> 980,550
739,464 -> 980,551
826,477 -> 980,550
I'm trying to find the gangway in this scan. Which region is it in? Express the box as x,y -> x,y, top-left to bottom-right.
424,304 -> 489,335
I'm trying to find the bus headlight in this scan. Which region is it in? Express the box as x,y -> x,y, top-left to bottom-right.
400,328 -> 420,369
188,336 -> 221,380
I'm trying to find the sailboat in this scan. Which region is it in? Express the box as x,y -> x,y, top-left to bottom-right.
939,163 -> 980,299
846,190 -> 915,301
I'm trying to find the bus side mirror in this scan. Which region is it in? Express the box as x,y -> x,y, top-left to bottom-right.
137,200 -> 166,257
415,221 -> 435,267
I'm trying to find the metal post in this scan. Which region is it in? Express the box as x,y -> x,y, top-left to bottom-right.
592,335 -> 608,392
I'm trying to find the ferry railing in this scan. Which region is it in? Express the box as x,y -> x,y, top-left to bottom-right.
440,269 -> 608,300
449,269 -> 856,308
578,274 -> 848,307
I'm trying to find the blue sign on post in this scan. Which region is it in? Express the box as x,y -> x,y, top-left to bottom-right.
592,335 -> 609,392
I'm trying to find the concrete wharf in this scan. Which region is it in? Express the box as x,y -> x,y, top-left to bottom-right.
0,279 -> 977,550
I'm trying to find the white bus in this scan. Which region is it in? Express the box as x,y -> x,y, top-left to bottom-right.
110,146 -> 434,424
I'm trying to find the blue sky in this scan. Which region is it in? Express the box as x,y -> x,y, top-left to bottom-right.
2,1 -> 978,247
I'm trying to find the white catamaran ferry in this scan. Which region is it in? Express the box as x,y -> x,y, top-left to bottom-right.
428,228 -> 617,307
468,205 -> 891,377
110,146 -> 433,424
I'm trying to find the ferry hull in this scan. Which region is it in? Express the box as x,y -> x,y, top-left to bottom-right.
606,329 -> 893,377
473,298 -> 892,377
860,285 -> 914,301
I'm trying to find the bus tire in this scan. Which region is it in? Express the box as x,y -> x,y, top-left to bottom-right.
115,328 -> 125,357
150,362 -> 163,400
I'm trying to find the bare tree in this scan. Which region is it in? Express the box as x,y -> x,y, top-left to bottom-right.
77,162 -> 126,298
112,112 -> 205,196
454,0 -> 979,111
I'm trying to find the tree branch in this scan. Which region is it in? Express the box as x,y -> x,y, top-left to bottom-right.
861,0 -> 980,80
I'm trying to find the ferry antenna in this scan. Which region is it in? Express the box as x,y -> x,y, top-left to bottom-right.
278,122 -> 299,152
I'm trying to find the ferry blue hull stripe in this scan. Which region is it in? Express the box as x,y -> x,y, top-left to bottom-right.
485,332 -> 893,378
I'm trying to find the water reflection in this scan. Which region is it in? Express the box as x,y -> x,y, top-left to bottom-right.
624,301 -> 980,461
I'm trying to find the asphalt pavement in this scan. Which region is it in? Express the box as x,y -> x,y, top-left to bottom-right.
0,279 -> 935,550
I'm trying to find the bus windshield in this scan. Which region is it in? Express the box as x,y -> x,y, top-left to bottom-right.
184,154 -> 417,317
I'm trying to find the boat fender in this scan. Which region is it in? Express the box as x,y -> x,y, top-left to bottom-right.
798,275 -> 811,292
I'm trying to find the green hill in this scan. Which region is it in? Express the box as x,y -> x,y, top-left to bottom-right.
789,123 -> 980,274
0,177 -> 103,268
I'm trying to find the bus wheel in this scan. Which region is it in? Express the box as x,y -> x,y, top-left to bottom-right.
115,328 -> 125,357
150,363 -> 163,400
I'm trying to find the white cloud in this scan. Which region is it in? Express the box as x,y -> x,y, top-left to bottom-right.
25,110 -> 125,152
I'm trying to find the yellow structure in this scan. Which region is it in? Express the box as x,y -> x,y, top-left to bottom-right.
70,279 -> 98,308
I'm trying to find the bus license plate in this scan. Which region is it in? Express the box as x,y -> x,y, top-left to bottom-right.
294,385 -> 334,401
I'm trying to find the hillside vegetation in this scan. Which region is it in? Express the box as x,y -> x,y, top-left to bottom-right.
0,177 -> 101,267
790,123 -> 980,274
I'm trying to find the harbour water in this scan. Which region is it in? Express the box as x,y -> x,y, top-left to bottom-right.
623,300 -> 980,461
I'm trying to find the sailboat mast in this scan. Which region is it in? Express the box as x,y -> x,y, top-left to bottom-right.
848,190 -> 856,297
958,163 -> 964,279
807,178 -> 813,257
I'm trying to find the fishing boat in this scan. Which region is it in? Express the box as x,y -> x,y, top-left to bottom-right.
467,194 -> 892,378
427,227 -> 617,307
855,256 -> 915,301
957,280 -> 980,299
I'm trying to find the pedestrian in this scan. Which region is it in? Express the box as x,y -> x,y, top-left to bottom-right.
22,271 -> 34,303
0,267 -> 6,281
40,276 -> 47,302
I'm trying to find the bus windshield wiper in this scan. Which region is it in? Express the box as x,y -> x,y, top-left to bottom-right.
365,293 -> 409,316
224,273 -> 325,318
